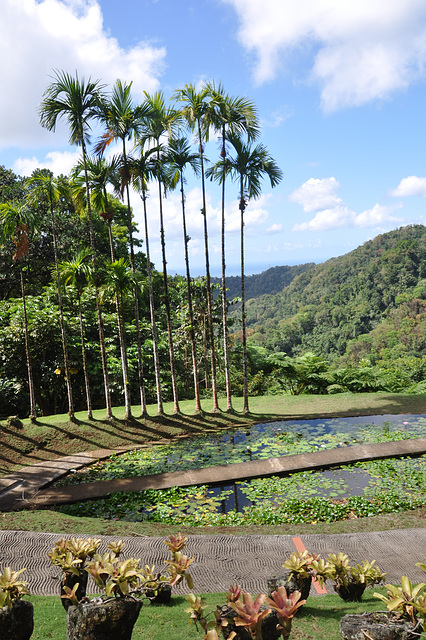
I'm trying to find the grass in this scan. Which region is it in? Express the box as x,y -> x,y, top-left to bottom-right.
28,589 -> 399,640
1,392 -> 426,537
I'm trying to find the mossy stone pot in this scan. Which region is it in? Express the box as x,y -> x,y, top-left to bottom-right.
340,612 -> 422,640
66,597 -> 142,640
334,582 -> 366,602
61,570 -> 89,611
268,571 -> 312,602
0,600 -> 34,640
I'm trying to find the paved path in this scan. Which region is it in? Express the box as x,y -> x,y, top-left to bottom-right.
1,528 -> 425,596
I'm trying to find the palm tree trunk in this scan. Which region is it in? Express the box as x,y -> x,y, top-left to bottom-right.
220,130 -> 233,412
115,292 -> 132,420
198,120 -> 219,412
180,175 -> 201,412
239,186 -> 249,414
50,203 -> 75,421
156,150 -> 180,414
20,266 -> 37,421
122,142 -> 147,416
141,191 -> 163,415
81,139 -> 113,420
77,294 -> 93,419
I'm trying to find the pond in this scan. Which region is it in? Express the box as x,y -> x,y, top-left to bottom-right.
55,414 -> 426,526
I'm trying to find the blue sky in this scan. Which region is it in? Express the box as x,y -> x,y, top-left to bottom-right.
2,0 -> 426,276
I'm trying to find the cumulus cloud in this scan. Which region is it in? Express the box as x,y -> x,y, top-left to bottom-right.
0,0 -> 166,149
390,176 -> 426,197
13,150 -> 80,177
291,177 -> 401,231
223,0 -> 426,110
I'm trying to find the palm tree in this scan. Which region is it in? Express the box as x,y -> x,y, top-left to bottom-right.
71,155 -> 121,261
174,83 -> 219,412
39,70 -> 113,419
101,258 -> 140,420
138,91 -> 182,413
129,144 -> 164,414
59,248 -> 93,418
206,83 -> 260,412
26,171 -> 75,421
95,79 -> 149,415
224,135 -> 283,413
0,201 -> 39,421
165,137 -> 202,411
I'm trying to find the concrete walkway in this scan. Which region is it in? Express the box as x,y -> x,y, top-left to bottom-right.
1,528 -> 425,596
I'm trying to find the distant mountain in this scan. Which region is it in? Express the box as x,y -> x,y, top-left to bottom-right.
229,224 -> 426,363
212,263 -> 315,300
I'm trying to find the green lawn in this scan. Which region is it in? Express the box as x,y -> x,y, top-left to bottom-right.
29,589 -> 400,640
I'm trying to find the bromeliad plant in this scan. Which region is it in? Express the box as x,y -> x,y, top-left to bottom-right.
311,552 -> 386,601
0,567 -> 30,609
186,584 -> 305,640
374,576 -> 426,630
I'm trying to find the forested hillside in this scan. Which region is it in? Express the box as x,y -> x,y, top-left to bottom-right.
238,224 -> 426,364
212,263 -> 315,300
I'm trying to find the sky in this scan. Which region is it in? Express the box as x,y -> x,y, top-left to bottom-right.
2,0 -> 426,276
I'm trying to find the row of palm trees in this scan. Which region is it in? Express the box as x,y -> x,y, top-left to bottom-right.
1,71 -> 282,421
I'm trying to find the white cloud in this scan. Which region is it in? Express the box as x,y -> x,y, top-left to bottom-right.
265,223 -> 282,233
390,176 -> 426,197
223,0 -> 426,110
291,177 -> 401,231
0,0 -> 166,150
13,150 -> 80,177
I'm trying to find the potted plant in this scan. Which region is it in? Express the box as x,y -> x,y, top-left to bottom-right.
0,567 -> 33,640
186,583 -> 305,640
48,537 -> 102,609
64,551 -> 163,640
341,576 -> 426,640
312,553 -> 386,601
269,550 -> 321,602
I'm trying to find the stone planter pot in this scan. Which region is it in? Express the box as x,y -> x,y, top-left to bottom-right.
268,572 -> 312,602
146,583 -> 172,604
334,582 -> 366,602
340,611 -> 422,640
217,604 -> 281,640
61,570 -> 89,611
0,600 -> 34,640
66,597 -> 142,640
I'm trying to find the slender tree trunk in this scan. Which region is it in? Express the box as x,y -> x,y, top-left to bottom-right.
240,187 -> 249,414
122,142 -> 147,416
115,292 -> 132,420
180,175 -> 201,412
157,149 -> 180,414
81,139 -> 113,420
50,203 -> 75,421
141,192 -> 163,415
20,266 -> 37,422
77,295 -> 93,419
198,120 -> 219,411
220,130 -> 233,412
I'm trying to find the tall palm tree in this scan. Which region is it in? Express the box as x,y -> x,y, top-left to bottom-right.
95,79 -> 149,415
26,171 -> 75,421
59,248 -> 93,418
0,201 -> 39,421
138,91 -> 181,413
39,70 -> 113,419
174,83 -> 219,412
129,144 -> 164,414
206,83 -> 260,412
101,258 -> 137,420
224,135 -> 283,413
165,137 -> 202,411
